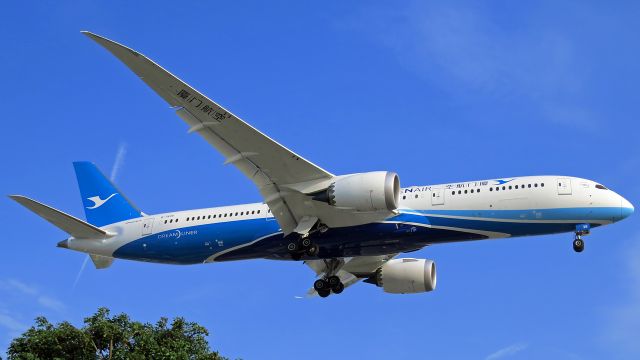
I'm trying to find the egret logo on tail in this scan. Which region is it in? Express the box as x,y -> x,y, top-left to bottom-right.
86,193 -> 118,209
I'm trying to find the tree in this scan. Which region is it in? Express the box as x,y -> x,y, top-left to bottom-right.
7,308 -> 227,360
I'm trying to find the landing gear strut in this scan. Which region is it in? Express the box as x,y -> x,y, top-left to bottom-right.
573,236 -> 584,253
573,224 -> 589,253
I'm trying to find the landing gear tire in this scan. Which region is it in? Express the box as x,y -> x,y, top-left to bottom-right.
301,237 -> 312,248
305,244 -> 319,257
317,289 -> 331,298
314,279 -> 329,292
573,238 -> 584,253
287,242 -> 298,252
331,282 -> 345,294
327,275 -> 341,287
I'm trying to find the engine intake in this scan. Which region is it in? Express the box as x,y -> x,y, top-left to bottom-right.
372,258 -> 437,294
312,171 -> 400,212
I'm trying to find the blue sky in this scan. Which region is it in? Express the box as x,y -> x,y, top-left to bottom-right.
1,1 -> 639,359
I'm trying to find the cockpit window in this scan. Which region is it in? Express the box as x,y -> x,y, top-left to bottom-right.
595,184 -> 608,190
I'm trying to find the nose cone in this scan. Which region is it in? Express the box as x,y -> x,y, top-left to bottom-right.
57,239 -> 69,249
620,197 -> 634,220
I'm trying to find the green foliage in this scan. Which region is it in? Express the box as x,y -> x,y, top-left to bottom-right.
7,308 -> 226,360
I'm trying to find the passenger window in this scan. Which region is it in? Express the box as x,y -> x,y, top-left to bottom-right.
451,191 -> 455,195
534,183 -> 538,187
528,184 -> 531,188
477,189 -> 480,193
502,186 -> 506,190
541,183 -> 544,187
515,185 -> 518,189
490,187 -> 493,191
415,194 -> 419,199
402,196 -> 406,200
164,220 -> 167,224
258,210 -> 261,214
464,190 -> 468,194
508,186 -> 512,190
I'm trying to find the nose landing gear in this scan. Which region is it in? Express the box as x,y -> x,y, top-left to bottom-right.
573,224 -> 590,253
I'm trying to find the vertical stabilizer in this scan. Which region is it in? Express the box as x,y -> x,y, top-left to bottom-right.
73,161 -> 142,226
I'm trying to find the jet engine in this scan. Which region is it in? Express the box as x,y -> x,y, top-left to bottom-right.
312,171 -> 400,212
371,258 -> 437,294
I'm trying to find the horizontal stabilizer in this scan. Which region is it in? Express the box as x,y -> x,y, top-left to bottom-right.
9,195 -> 112,239
90,254 -> 114,269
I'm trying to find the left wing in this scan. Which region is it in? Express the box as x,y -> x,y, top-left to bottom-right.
304,254 -> 397,296
82,32 -> 334,235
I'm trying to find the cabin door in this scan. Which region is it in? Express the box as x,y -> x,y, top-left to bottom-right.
141,217 -> 154,236
557,178 -> 572,195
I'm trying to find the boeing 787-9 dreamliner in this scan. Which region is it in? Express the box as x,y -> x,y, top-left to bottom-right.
10,32 -> 634,297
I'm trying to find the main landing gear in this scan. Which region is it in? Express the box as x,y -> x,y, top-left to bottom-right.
313,275 -> 345,298
287,236 -> 319,260
287,224 -> 328,260
312,259 -> 345,298
573,224 -> 590,253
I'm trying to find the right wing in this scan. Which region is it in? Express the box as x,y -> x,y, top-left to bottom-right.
82,32 -> 334,235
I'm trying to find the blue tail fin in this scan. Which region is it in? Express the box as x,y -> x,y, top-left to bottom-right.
73,161 -> 142,226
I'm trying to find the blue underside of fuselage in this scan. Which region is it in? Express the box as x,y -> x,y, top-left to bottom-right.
112,207 -> 621,264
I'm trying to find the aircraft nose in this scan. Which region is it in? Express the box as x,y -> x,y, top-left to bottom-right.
620,196 -> 634,220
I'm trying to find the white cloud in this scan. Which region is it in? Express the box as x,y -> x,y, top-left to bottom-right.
485,342 -> 528,360
353,1 -> 599,131
0,279 -> 38,296
0,278 -> 65,313
0,313 -> 28,334
37,296 -> 66,313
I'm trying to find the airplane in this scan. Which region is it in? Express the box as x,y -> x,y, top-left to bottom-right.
10,32 -> 634,298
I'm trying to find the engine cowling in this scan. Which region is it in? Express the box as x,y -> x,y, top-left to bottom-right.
313,171 -> 400,212
374,258 -> 437,294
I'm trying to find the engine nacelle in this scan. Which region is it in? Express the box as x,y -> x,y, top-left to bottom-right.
313,171 -> 400,212
374,258 -> 437,294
